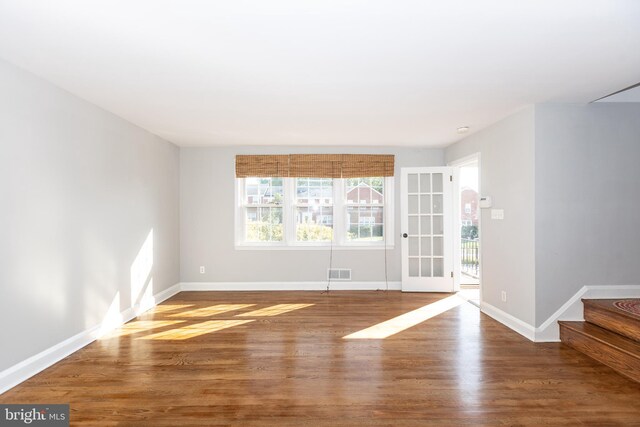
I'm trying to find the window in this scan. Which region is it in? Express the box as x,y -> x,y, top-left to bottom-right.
346,177 -> 385,242
236,177 -> 394,248
295,178 -> 334,242
242,178 -> 284,242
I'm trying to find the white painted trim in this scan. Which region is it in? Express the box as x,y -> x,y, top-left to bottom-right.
451,168 -> 461,293
480,285 -> 640,343
534,284 -> 640,342
533,286 -> 589,342
179,281 -> 402,291
480,301 -> 536,341
0,283 -> 181,395
447,152 -> 482,168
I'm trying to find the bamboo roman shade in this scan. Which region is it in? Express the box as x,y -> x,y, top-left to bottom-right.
289,154 -> 342,178
235,154 -> 394,178
340,154 -> 395,178
235,155 -> 289,178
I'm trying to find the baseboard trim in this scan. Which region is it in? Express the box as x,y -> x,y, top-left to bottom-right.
479,285 -> 640,343
0,283 -> 181,395
534,284 -> 640,342
179,281 -> 402,291
480,302 -> 536,341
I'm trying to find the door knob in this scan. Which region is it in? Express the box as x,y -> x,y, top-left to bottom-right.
402,233 -> 408,238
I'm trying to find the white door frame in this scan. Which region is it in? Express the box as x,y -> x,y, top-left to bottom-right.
448,152 -> 482,299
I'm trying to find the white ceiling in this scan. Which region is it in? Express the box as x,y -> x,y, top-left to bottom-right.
0,1 -> 639,147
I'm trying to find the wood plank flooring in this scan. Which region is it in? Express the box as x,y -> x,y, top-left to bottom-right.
2,291 -> 640,426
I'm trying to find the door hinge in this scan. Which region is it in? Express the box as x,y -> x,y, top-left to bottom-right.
450,175 -> 453,182
450,271 -> 454,278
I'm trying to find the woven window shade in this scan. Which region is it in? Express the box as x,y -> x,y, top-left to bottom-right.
235,154 -> 394,178
235,155 -> 290,178
289,154 -> 343,178
340,154 -> 395,178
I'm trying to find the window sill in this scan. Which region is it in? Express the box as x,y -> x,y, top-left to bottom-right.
235,243 -> 395,251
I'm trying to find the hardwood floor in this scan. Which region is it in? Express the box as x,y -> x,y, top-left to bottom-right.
2,291 -> 640,426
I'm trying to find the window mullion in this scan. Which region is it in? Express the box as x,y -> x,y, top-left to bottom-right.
334,178 -> 344,245
385,176 -> 394,246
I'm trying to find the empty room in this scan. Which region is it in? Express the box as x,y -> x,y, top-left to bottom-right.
2,1 -> 640,425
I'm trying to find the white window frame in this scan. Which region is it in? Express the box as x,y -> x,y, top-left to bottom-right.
235,177 -> 395,250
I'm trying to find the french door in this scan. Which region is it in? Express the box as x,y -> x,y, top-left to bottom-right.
401,167 -> 455,292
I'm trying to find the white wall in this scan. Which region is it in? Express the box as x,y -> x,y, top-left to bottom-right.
0,59 -> 180,372
534,103 -> 640,326
445,107 -> 536,326
180,146 -> 444,283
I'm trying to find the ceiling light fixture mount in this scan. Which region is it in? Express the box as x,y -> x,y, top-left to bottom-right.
456,126 -> 470,134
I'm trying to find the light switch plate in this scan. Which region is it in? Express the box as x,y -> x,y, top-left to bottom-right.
491,209 -> 504,220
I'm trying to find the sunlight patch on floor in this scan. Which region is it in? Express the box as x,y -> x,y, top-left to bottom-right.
170,304 -> 256,318
102,320 -> 186,338
343,295 -> 464,339
236,304 -> 314,317
140,320 -> 255,340
151,304 -> 195,314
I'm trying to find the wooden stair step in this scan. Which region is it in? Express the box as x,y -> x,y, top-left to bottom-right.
559,321 -> 640,383
582,299 -> 640,342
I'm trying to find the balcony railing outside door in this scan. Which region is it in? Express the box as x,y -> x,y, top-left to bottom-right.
461,238 -> 479,278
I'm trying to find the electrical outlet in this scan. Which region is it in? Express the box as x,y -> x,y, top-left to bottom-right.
501,291 -> 507,302
199,266 -> 205,274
